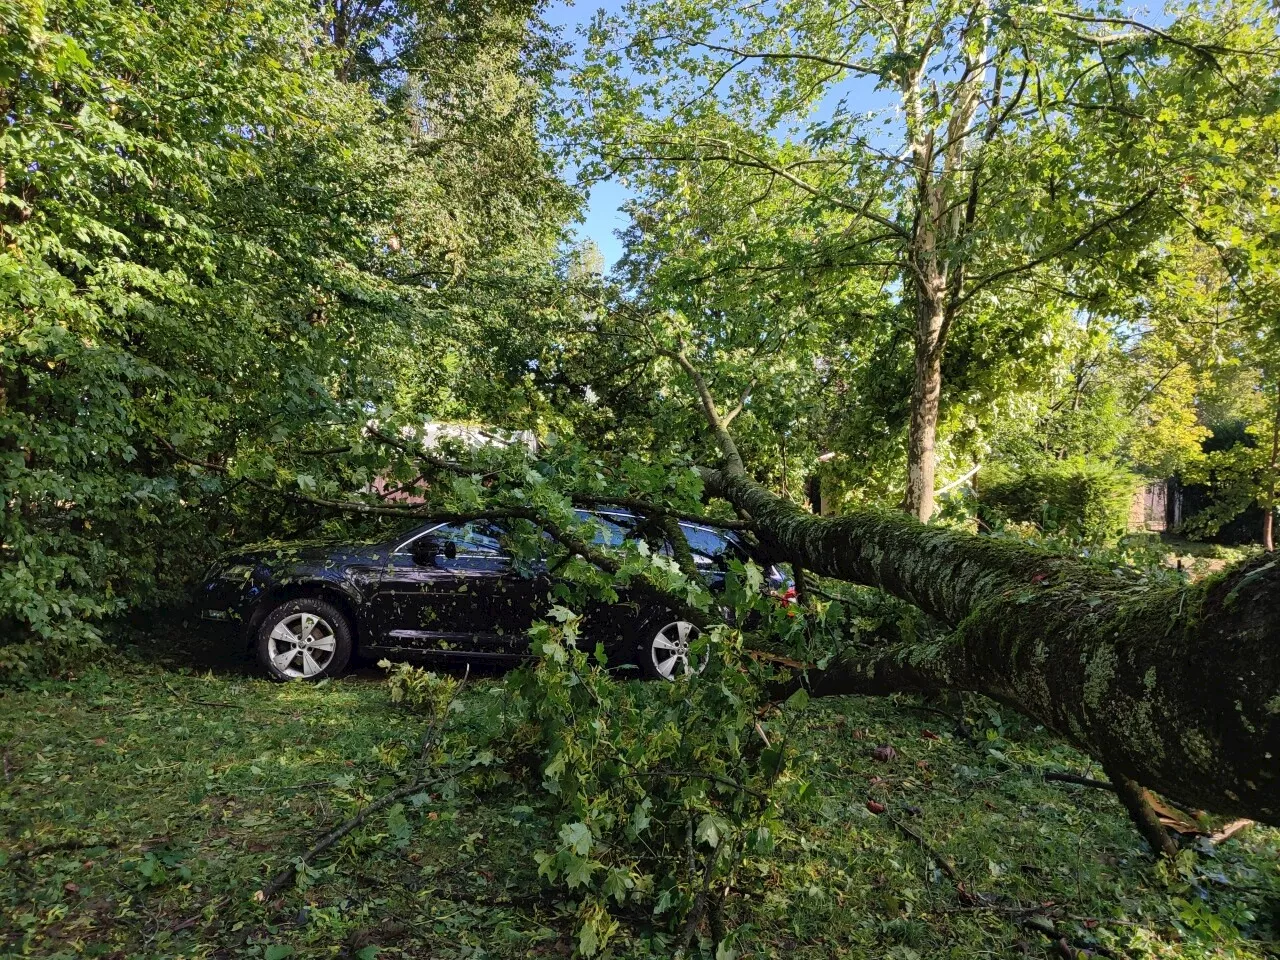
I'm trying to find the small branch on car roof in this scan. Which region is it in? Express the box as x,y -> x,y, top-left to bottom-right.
570,494 -> 756,530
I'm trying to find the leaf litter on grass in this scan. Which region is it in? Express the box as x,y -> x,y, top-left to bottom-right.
2,664 -> 1278,958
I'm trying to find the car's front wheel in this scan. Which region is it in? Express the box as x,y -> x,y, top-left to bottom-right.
255,597 -> 353,682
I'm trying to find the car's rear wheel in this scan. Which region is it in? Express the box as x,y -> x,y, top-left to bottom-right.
255,597 -> 353,682
639,617 -> 707,681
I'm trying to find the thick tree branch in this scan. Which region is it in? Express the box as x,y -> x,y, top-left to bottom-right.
704,468 -> 1280,826
656,347 -> 747,477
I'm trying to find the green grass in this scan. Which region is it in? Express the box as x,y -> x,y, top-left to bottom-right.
3,656 -> 1279,959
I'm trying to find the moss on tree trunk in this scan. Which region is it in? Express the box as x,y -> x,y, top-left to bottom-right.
707,470 -> 1280,826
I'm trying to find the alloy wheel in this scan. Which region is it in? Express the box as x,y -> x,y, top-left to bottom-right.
267,612 -> 337,679
650,620 -> 705,680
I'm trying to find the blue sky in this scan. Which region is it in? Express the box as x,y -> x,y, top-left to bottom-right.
544,0 -> 632,270
540,0 -> 902,271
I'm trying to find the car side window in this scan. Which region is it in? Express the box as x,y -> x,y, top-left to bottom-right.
431,522 -> 505,557
678,524 -> 735,568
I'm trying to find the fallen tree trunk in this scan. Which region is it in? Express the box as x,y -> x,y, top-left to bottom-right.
705,470 -> 1280,827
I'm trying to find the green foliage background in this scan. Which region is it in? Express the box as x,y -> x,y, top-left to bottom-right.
976,459 -> 1140,543
0,0 -> 576,675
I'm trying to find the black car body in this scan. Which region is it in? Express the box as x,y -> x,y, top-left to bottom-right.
199,509 -> 786,681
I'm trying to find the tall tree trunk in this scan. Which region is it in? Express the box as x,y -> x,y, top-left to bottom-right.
704,469 -> 1280,826
905,301 -> 944,522
906,289 -> 947,522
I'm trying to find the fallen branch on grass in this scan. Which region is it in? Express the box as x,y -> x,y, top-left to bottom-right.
255,774 -> 447,901
1044,772 -> 1114,791
704,467 -> 1280,845
163,681 -> 237,709
255,667 -> 470,902
890,817 -> 960,883
8,837 -> 121,864
1022,913 -> 1122,960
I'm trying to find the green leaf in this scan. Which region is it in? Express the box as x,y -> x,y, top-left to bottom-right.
785,687 -> 810,712
602,868 -> 633,904
560,820 -> 593,855
578,918 -> 600,956
696,814 -> 726,848
563,853 -> 596,889
386,803 -> 411,841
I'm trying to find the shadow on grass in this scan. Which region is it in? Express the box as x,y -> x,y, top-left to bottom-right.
109,604 -> 515,685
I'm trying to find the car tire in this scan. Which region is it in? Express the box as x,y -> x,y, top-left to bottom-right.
635,613 -> 707,681
255,597 -> 353,682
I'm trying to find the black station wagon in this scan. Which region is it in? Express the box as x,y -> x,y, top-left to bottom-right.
199,509 -> 787,682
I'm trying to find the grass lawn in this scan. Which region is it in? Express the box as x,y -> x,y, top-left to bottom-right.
3,651 -> 1278,959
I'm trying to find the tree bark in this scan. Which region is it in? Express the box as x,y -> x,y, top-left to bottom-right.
905,314 -> 943,522
704,469 -> 1280,826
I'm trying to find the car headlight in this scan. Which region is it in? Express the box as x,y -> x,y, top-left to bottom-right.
217,563 -> 257,583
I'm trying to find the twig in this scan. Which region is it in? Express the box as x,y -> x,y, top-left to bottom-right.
238,777 -> 375,794
617,768 -> 766,801
891,817 -> 960,882
163,681 -> 237,709
171,894 -> 231,933
934,463 -> 982,497
1022,913 -> 1123,960
255,673 -> 470,902
679,840 -> 728,955
255,775 -> 444,901
753,722 -> 771,748
421,665 -> 469,761
902,702 -> 976,745
8,837 -> 121,864
1045,771 -> 1114,791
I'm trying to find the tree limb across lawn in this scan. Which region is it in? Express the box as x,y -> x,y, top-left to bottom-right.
702,466 -> 1280,828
